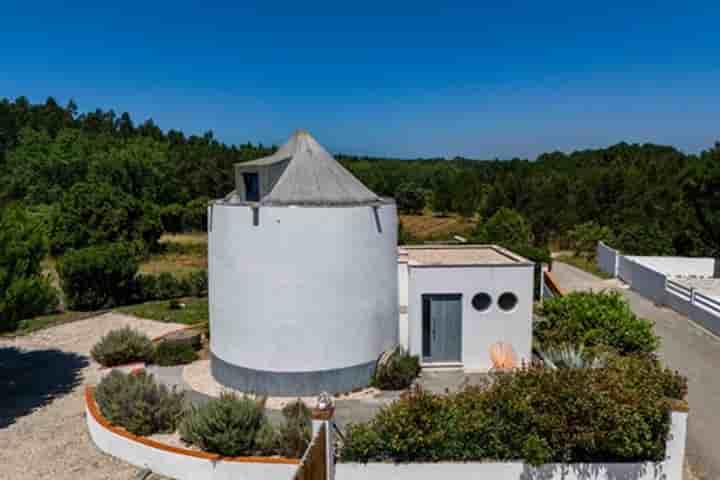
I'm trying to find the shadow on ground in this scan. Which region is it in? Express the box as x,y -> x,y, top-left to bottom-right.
0,346 -> 88,429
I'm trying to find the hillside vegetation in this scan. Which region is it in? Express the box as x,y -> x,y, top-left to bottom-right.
1,96 -> 720,328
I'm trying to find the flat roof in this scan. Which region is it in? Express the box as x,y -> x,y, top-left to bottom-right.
399,245 -> 532,267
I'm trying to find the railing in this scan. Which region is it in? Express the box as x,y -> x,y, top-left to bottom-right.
666,279 -> 693,301
695,291 -> 720,316
543,270 -> 566,298
294,424 -> 327,480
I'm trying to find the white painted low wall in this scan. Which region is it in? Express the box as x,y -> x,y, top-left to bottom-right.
337,411 -> 688,480
597,241 -> 619,277
627,256 -> 715,278
85,390 -> 298,480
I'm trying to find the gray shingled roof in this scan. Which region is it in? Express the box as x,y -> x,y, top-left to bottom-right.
238,130 -> 383,206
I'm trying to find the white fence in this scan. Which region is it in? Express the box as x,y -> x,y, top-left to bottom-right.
597,243 -> 720,336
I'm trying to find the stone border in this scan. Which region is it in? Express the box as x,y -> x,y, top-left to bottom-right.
85,386 -> 300,480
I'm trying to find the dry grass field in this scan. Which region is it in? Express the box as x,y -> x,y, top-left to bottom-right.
139,232 -> 208,276
399,213 -> 477,242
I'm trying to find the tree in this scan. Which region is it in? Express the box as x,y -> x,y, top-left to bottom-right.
685,144 -> 720,258
474,207 -> 533,246
0,207 -> 58,331
50,182 -> 163,255
568,221 -> 612,260
395,182 -> 426,214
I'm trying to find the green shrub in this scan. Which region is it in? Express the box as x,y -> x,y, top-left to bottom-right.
95,370 -> 184,436
180,392 -> 267,456
1,277 -> 59,332
156,272 -> 185,299
278,400 -> 313,458
184,270 -> 208,297
91,327 -> 154,367
160,203 -> 187,233
132,270 -> 208,303
341,354 -> 683,464
535,290 -> 658,354
255,420 -> 282,455
0,206 -> 59,331
372,348 -> 421,390
58,242 -> 139,310
152,341 -> 198,366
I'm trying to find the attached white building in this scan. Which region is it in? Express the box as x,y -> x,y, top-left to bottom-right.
398,245 -> 533,371
208,130 -> 398,396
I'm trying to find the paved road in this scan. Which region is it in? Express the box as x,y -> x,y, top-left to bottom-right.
552,262 -> 718,480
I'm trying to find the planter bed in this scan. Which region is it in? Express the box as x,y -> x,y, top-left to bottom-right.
337,409 -> 688,480
85,386 -> 299,480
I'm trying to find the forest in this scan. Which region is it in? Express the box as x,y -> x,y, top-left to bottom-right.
1,96 -> 719,258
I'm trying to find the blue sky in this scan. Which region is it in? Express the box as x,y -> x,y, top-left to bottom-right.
2,1 -> 720,159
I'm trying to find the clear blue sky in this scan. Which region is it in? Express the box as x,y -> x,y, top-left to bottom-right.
2,1 -> 719,159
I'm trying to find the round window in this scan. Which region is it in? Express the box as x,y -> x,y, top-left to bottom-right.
471,293 -> 492,312
498,292 -> 518,312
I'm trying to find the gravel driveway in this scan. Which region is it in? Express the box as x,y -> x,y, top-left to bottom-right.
0,313 -> 185,480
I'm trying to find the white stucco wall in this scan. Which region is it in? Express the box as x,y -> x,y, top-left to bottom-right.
596,242 -> 619,277
406,264 -> 533,371
337,411 -> 688,480
86,400 -> 298,480
209,203 -> 398,372
398,261 -> 409,308
627,256 -> 715,278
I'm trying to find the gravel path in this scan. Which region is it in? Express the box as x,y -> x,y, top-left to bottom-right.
0,313 -> 185,480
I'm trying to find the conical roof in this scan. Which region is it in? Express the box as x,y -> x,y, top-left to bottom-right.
238,130 -> 383,206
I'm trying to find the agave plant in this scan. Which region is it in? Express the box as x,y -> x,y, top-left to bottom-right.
538,345 -> 607,370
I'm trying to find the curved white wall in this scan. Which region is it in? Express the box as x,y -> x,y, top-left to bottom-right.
209,203 -> 398,373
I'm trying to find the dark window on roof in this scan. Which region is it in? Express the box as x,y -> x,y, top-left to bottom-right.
243,173 -> 260,201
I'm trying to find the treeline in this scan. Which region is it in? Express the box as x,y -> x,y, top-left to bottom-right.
1,95 -> 719,259
342,143 -> 720,258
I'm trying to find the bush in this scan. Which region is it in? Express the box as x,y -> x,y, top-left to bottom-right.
132,270 -> 208,303
341,354 -> 684,464
372,348 -> 421,390
184,197 -> 210,231
94,370 -> 184,436
58,242 -> 139,310
395,182 -> 427,214
0,206 -> 59,331
152,341 -> 199,366
535,290 -> 658,355
184,270 -> 208,297
1,277 -> 59,332
278,400 -> 313,458
91,327 -> 154,367
180,392 -> 267,456
160,203 -> 186,233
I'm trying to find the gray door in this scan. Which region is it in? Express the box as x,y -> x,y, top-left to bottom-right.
422,294 -> 462,363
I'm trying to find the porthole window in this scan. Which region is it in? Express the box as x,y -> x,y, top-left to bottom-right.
498,292 -> 518,312
471,293 -> 492,312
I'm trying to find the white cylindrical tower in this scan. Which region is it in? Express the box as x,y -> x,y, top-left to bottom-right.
209,130 -> 398,396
